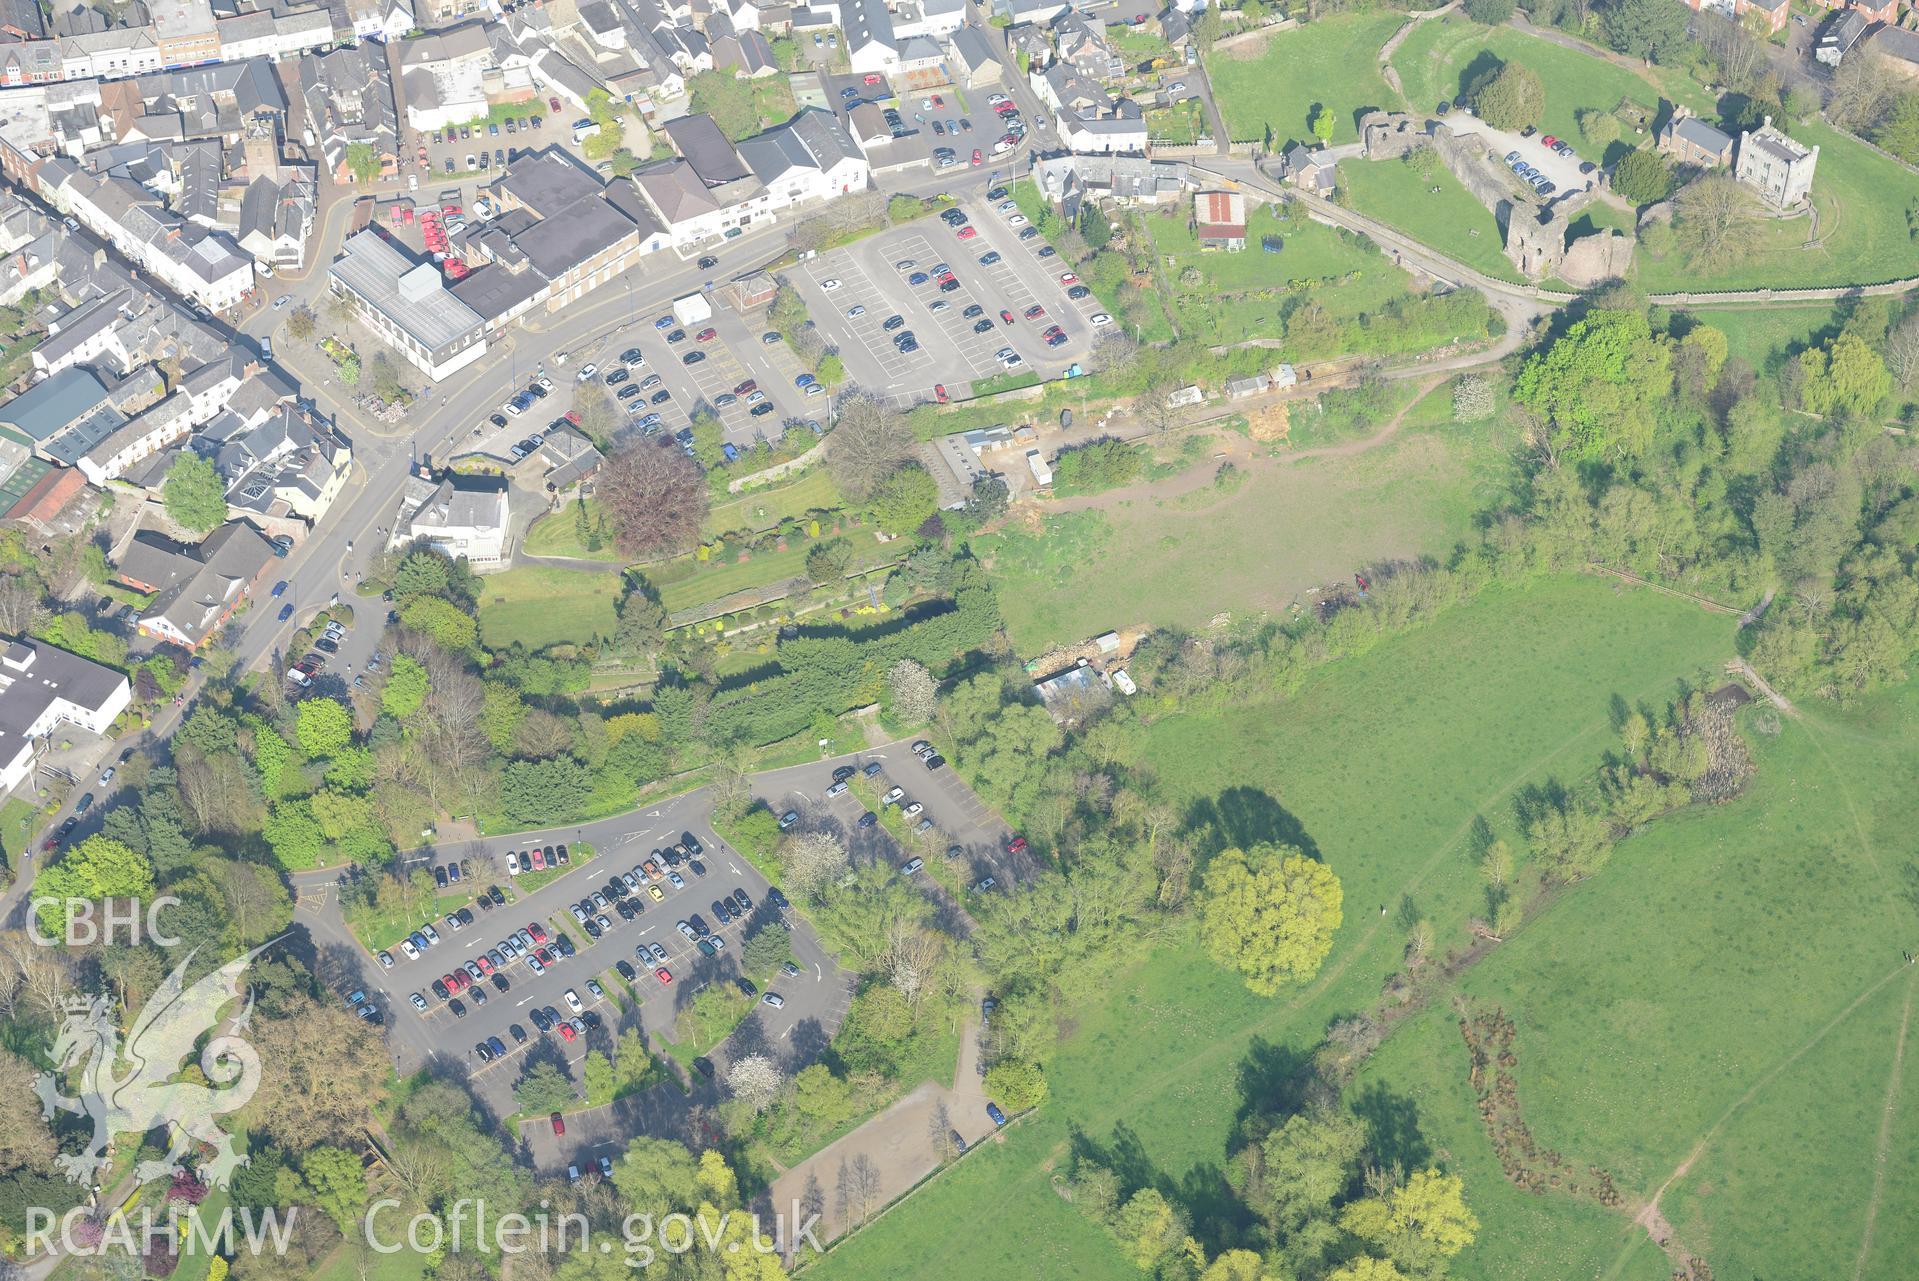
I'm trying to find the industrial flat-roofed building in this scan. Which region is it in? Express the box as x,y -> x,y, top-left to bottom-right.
328,229 -> 487,381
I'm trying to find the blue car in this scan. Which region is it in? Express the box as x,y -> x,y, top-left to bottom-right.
270,580 -> 288,597
721,442 -> 739,463
986,1102 -> 1007,1126
795,373 -> 816,388
654,315 -> 674,329
277,603 -> 294,621
908,271 -> 929,286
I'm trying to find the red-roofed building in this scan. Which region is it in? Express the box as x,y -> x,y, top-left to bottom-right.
1194,189 -> 1246,252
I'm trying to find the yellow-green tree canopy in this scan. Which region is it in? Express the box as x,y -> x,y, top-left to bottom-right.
1198,844 -> 1342,994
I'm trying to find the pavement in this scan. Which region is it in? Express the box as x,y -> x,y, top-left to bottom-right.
764,1015 -> 994,1250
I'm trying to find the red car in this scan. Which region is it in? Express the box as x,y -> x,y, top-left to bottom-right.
1006,835 -> 1027,856
529,848 -> 545,870
564,409 -> 581,425
695,327 -> 717,342
995,102 -> 1018,117
999,309 -> 1015,325
863,73 -> 882,85
1541,135 -> 1558,148
550,1112 -> 565,1135
442,204 -> 461,216
971,149 -> 983,165
655,967 -> 673,985
957,226 -> 977,240
934,384 -> 948,403
734,378 -> 757,395
475,955 -> 494,974
557,1023 -> 576,1041
1024,304 -> 1046,320
549,96 -> 563,112
1060,272 -> 1079,284
528,922 -> 547,943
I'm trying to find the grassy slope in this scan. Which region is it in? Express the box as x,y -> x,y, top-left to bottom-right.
816,577 -> 1734,1280
1209,13 -> 1404,146
1367,682 -> 1919,1281
973,419 -> 1512,655
1635,119 -> 1919,291
1394,17 -> 1688,148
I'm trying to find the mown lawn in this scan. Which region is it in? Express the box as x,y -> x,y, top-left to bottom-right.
974,415 -> 1513,655
706,468 -> 841,536
1208,12 -> 1404,146
1678,302 -> 1840,373
814,576 -> 1736,1281
477,565 -> 623,650
523,498 -> 622,561
1340,156 -> 1523,284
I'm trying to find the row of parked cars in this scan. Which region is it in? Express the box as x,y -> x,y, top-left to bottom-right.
286,615 -> 350,686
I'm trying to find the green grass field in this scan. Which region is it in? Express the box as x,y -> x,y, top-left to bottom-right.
1363,678 -> 1919,1281
477,565 -> 622,650
1392,17 -> 1689,149
1208,12 -> 1404,146
706,468 -> 841,535
813,576 -> 1737,1280
1677,302 -> 1841,373
657,539 -> 894,615
974,415 -> 1513,654
1340,157 -> 1523,283
1387,19 -> 1919,290
1632,120 -> 1919,291
523,498 -> 622,561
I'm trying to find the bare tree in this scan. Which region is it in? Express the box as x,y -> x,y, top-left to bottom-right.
834,1153 -> 883,1227
0,573 -> 42,636
726,1053 -> 785,1112
598,441 -> 709,558
826,394 -> 915,499
1087,330 -> 1139,377
0,932 -> 70,1021
780,830 -> 849,899
926,1100 -> 954,1163
1136,378 -> 1182,436
1673,175 -> 1763,272
1827,53 -> 1901,133
1694,12 -> 1766,94
571,382 -> 622,448
1888,309 -> 1919,393
883,924 -> 944,1014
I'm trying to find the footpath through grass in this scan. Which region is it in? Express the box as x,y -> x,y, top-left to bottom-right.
813,576 -> 1735,1281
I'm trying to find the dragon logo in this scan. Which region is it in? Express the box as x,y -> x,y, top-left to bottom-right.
34,941 -> 275,1190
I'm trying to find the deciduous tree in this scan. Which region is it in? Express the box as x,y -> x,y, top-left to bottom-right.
1196,844 -> 1342,994
598,441 -> 708,558
163,454 -> 228,534
1470,62 -> 1543,131
827,394 -> 915,499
